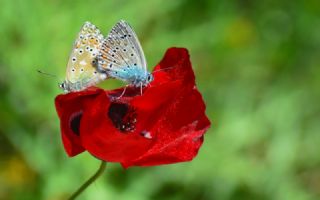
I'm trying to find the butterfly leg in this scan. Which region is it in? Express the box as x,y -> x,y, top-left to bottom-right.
117,85 -> 128,99
140,82 -> 143,96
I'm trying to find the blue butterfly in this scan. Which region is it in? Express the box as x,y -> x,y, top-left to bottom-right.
98,20 -> 153,95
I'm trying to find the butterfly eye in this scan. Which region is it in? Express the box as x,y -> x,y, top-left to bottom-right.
59,82 -> 65,89
147,74 -> 153,82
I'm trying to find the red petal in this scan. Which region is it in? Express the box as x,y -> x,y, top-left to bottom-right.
122,85 -> 210,167
131,80 -> 184,133
54,88 -> 104,156
80,91 -> 154,163
152,48 -> 195,88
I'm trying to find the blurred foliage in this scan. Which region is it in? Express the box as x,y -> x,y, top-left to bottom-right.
0,0 -> 320,199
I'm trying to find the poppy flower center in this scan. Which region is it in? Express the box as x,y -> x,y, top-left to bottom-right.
108,103 -> 137,133
69,111 -> 83,136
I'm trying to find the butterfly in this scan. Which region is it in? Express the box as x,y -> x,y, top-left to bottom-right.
59,21 -> 107,93
98,20 -> 153,95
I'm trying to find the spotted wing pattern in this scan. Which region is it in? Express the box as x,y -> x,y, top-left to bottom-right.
98,20 -> 147,82
65,22 -> 106,90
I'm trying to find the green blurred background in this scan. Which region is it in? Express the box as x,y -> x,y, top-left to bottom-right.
1,0 -> 320,199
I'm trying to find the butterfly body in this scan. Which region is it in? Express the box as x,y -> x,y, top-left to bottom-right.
60,22 -> 107,93
98,20 -> 153,89
59,75 -> 106,92
106,65 -> 153,87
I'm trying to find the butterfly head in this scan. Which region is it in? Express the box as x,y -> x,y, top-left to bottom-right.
139,72 -> 153,86
59,81 -> 69,93
146,72 -> 153,84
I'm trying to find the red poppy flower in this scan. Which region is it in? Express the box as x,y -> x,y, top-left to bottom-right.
55,48 -> 211,168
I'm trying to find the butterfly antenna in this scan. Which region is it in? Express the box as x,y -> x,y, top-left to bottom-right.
37,70 -> 57,78
152,66 -> 175,73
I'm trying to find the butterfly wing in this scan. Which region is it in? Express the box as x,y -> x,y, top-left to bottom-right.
98,20 -> 147,83
65,22 -> 106,90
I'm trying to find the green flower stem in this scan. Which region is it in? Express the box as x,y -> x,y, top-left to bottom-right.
68,161 -> 107,200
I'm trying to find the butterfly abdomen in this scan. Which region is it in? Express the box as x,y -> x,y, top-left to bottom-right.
106,66 -> 148,87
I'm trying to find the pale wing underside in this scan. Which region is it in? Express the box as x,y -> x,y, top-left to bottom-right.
66,22 -> 105,84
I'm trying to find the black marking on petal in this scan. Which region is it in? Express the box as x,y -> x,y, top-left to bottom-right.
69,111 -> 83,136
108,103 -> 137,133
